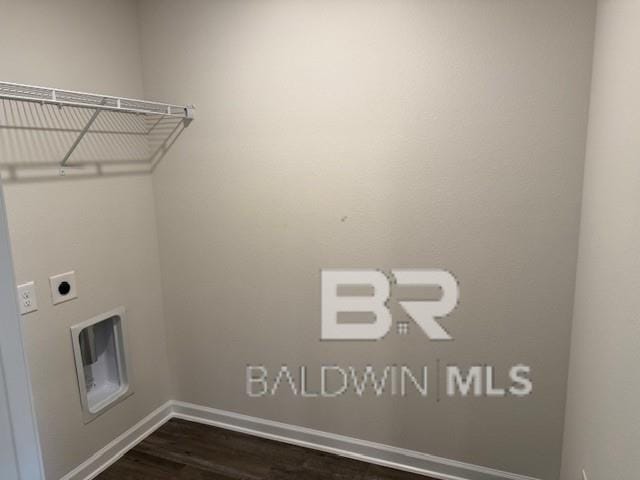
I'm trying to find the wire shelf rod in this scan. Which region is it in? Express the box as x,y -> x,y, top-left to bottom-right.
0,81 -> 193,119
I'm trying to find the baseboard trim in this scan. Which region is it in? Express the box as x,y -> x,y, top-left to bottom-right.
60,400 -> 541,480
59,401 -> 173,480
171,401 -> 541,480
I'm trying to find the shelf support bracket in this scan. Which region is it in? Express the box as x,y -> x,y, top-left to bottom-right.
60,104 -> 103,166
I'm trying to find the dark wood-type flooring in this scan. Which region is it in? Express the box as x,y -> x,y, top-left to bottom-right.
96,418 -> 436,479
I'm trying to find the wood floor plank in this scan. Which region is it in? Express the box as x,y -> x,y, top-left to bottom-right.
96,419 -> 437,480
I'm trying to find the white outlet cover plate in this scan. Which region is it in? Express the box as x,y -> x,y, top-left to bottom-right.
17,281 -> 38,315
49,271 -> 77,305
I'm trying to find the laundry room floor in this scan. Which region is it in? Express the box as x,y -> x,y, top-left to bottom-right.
96,418 -> 436,479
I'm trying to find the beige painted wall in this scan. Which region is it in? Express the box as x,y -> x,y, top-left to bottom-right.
139,1 -> 596,478
560,1 -> 640,479
0,1 -> 172,479
0,371 -> 19,480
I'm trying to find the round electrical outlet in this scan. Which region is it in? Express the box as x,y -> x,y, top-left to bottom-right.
58,281 -> 71,296
49,271 -> 77,305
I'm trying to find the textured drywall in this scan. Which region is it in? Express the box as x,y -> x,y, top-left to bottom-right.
139,1 -> 597,478
560,1 -> 640,478
0,375 -> 19,479
0,184 -> 21,480
0,1 -> 172,478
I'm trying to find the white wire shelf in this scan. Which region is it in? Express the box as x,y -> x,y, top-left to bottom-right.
0,81 -> 194,173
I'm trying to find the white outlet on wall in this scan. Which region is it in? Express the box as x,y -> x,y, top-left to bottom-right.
49,271 -> 78,305
17,281 -> 38,315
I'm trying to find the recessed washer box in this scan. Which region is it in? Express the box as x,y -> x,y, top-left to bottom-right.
71,307 -> 133,423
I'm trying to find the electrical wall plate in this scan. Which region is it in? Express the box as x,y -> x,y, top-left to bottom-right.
17,281 -> 38,315
49,271 -> 78,305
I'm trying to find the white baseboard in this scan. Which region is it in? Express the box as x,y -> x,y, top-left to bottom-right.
172,401 -> 541,480
60,400 -> 542,480
59,401 -> 173,480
